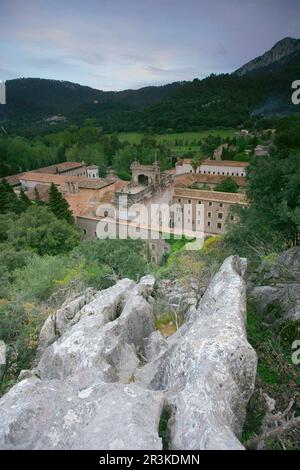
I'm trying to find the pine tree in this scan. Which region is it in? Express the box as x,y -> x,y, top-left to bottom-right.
0,178 -> 20,213
48,182 -> 74,224
34,187 -> 43,205
19,189 -> 32,212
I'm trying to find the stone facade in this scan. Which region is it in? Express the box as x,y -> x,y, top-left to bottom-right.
130,161 -> 161,187
173,187 -> 247,236
87,166 -> 99,179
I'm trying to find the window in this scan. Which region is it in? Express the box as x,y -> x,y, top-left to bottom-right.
220,203 -> 223,208
178,198 -> 181,203
83,228 -> 87,235
208,212 -> 211,218
230,215 -> 234,221
198,200 -> 201,204
209,202 -> 212,206
152,244 -> 155,250
188,199 -> 191,203
207,221 -> 211,227
217,222 -> 222,229
218,213 -> 223,219
104,211 -> 108,217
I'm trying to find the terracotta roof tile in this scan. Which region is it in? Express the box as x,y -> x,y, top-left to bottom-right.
174,187 -> 247,204
35,161 -> 86,174
177,159 -> 249,168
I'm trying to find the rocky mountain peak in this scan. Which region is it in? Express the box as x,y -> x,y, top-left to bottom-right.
236,36 -> 300,75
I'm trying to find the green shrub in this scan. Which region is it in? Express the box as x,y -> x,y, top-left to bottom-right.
0,300 -> 47,396
11,254 -> 71,302
242,305 -> 300,448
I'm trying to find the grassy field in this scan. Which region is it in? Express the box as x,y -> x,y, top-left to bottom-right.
109,129 -> 237,157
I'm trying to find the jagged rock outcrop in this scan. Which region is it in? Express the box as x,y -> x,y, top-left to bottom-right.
156,279 -> 199,314
0,341 -> 6,381
0,259 -> 257,450
137,256 -> 257,450
248,248 -> 300,322
36,287 -> 96,361
37,278 -> 155,382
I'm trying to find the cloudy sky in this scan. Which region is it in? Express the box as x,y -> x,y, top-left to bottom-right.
0,0 -> 299,90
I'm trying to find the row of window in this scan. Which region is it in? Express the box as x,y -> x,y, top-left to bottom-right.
176,217 -> 224,230
177,198 -> 224,208
177,209 -> 224,218
190,169 -> 245,177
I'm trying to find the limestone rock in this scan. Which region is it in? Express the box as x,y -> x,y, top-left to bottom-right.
36,279 -> 135,361
251,284 -> 300,321
0,260 -> 257,450
137,256 -> 257,450
248,247 -> 300,322
0,369 -> 164,450
37,278 -> 155,382
144,331 -> 168,362
36,289 -> 96,361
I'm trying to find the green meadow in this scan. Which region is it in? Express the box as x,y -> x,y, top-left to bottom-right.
109,129 -> 237,157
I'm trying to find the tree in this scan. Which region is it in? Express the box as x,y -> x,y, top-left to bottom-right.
7,205 -> 79,256
48,183 -> 74,224
19,189 -> 32,212
215,177 -> 238,193
191,155 -> 205,172
0,179 -> 19,214
71,239 -> 149,281
34,187 -> 43,205
225,149 -> 300,257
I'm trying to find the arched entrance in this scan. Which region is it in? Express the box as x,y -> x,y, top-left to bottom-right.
138,174 -> 150,185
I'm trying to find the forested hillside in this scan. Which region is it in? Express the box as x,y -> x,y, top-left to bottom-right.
1,47 -> 300,136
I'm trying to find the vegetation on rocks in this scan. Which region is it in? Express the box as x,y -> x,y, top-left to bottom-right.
242,304 -> 300,449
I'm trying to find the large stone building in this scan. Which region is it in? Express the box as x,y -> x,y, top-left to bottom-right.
34,161 -> 87,177
173,187 -> 247,235
10,161 -> 101,188
175,159 -> 249,177
6,157 -> 249,263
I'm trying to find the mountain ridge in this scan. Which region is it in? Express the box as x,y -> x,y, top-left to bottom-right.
1,37 -> 300,133
235,36 -> 300,76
